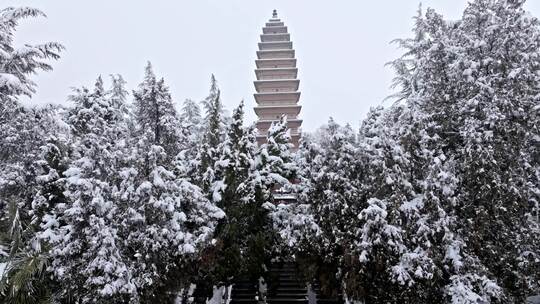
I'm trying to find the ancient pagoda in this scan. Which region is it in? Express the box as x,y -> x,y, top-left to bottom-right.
254,9 -> 302,148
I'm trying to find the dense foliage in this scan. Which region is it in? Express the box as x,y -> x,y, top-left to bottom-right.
0,1 -> 539,303
280,1 -> 540,303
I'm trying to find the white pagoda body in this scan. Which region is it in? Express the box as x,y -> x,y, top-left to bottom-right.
254,10 -> 302,148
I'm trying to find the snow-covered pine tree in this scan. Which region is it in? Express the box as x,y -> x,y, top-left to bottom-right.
0,6 -> 63,165
116,66 -> 225,302
388,0 -> 540,301
181,98 -> 202,127
351,105 -> 447,303
109,73 -> 138,142
453,3 -> 540,299
23,136 -> 70,304
207,101 -> 265,283
133,62 -> 183,159
0,108 -> 69,303
0,8 -> 63,302
47,77 -> 136,303
193,75 -> 227,192
294,118 -> 362,297
201,75 -> 218,114
212,101 -> 257,208
273,134 -> 322,251
119,143 -> 224,302
200,74 -> 228,134
251,116 -> 298,263
179,98 -> 203,160
108,74 -> 130,120
0,7 -> 63,104
264,133 -> 321,281
253,116 -> 297,201
313,118 -> 360,257
31,135 -> 71,258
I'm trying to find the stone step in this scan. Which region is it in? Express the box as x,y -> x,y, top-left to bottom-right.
230,276 -> 259,304
231,291 -> 258,297
271,276 -> 298,280
268,286 -> 307,293
230,300 -> 258,304
271,286 -> 305,290
232,287 -> 257,291
232,288 -> 257,292
270,274 -> 298,279
275,278 -> 302,282
232,290 -> 258,294
234,283 -> 257,287
232,289 -> 257,293
270,293 -> 307,299
316,294 -> 344,298
270,280 -> 303,285
266,262 -> 312,304
231,293 -> 257,299
274,282 -> 305,288
266,299 -> 308,304
316,300 -> 343,304
234,278 -> 256,284
272,285 -> 306,290
269,290 -> 307,294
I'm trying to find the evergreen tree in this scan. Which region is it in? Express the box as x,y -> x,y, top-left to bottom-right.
109,74 -> 130,120
0,114 -> 69,304
253,116 -> 297,201
200,74 -> 227,134
119,142 -> 223,302
0,7 -> 63,103
208,102 -> 263,283
2,2 -> 540,303
122,67 -> 225,302
133,62 -> 182,158
385,0 -> 540,301
179,98 -> 203,160
180,98 -> 202,126
50,77 -> 136,303
0,7 -> 63,302
212,102 -> 257,208
295,118 -> 362,297
0,6 -> 63,165
192,75 -> 227,192
252,116 -> 298,263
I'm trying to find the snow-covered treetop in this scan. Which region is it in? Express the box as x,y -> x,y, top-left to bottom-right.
0,7 -> 63,100
180,98 -> 201,126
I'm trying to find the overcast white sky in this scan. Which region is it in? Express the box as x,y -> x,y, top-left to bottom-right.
7,0 -> 540,131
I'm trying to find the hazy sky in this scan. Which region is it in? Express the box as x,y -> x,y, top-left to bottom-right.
7,0 -> 540,131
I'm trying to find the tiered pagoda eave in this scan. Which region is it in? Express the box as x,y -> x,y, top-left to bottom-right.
253,10 -> 302,148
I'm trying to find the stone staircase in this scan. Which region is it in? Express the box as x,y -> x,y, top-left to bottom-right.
230,279 -> 259,304
206,262 -> 344,304
266,262 -> 308,304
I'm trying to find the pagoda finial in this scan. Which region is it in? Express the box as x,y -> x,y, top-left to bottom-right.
272,9 -> 278,19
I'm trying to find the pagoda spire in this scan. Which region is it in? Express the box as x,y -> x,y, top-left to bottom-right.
253,11 -> 302,148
